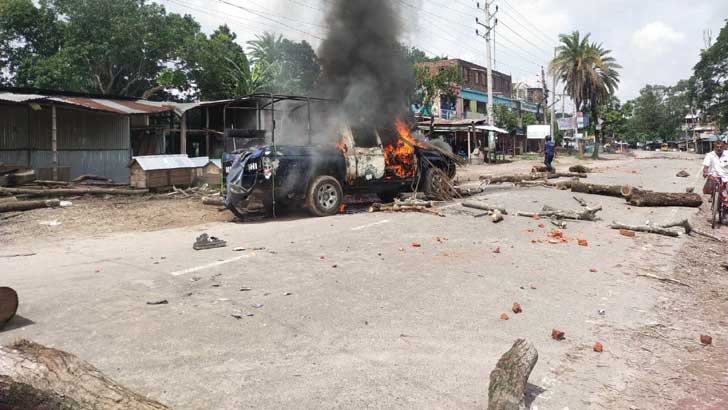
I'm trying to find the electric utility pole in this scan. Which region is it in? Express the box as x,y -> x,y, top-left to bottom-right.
550,48 -> 557,140
476,1 -> 498,148
541,65 -> 549,126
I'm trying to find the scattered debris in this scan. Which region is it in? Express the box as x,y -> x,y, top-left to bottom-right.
411,242 -> 422,248
0,252 -> 36,258
686,187 -> 695,193
620,229 -> 636,237
500,313 -> 510,320
700,335 -> 713,345
240,287 -> 252,292
594,342 -> 604,353
252,303 -> 264,309
636,273 -> 691,287
573,196 -> 589,207
578,239 -> 589,247
590,268 -> 598,273
38,220 -> 62,227
676,170 -> 690,178
493,247 -> 501,254
491,210 -> 504,223
551,219 -> 567,229
146,299 -> 169,305
551,329 -> 566,341
369,199 -> 444,216
193,233 -> 227,250
517,205 -> 603,222
487,339 -> 538,410
512,303 -> 522,314
598,309 -> 606,316
231,313 -> 243,320
283,292 -> 292,296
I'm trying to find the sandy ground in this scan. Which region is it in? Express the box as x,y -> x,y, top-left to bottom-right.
1,151 -> 726,410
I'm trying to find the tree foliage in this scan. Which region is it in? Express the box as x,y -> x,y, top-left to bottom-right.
691,19 -> 728,131
0,0 -> 199,98
413,65 -> 462,113
246,32 -> 320,95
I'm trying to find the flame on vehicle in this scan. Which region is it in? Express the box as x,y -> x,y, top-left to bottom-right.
383,118 -> 417,178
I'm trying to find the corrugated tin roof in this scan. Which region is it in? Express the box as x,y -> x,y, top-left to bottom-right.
0,92 -> 234,115
0,92 -> 176,115
189,156 -> 211,167
130,154 -> 196,171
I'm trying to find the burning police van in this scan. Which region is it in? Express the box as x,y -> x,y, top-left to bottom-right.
223,94 -> 457,219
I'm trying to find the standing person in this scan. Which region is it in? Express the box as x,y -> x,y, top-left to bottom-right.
702,141 -> 728,194
544,135 -> 556,173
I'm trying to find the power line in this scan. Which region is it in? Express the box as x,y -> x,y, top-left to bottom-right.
214,0 -> 324,40
497,0 -> 558,46
497,19 -> 552,60
497,7 -> 556,49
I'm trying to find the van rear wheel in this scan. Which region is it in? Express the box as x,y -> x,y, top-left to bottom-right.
424,167 -> 452,200
306,176 -> 343,217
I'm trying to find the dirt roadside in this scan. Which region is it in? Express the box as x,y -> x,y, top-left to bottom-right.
601,204 -> 728,409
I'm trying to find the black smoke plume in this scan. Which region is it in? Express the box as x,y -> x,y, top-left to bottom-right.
318,0 -> 414,137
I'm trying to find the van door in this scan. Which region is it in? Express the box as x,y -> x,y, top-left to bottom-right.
340,126 -> 386,184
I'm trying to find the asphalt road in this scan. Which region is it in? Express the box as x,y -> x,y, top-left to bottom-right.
0,153 -> 707,409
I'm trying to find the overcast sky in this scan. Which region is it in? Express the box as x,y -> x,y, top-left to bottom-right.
155,0 -> 727,102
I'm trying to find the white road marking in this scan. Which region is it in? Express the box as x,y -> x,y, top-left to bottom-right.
351,219 -> 391,231
169,254 -> 251,276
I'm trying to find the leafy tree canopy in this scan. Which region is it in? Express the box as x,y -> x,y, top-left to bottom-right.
691,19 -> 728,131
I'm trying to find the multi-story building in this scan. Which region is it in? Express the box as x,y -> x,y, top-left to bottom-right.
415,58 -> 539,121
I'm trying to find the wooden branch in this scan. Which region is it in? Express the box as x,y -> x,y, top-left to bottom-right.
609,222 -> 680,237
573,196 -> 588,207
0,340 -> 171,410
636,273 -> 691,288
0,187 -> 148,197
73,175 -> 113,183
462,200 -> 508,215
482,172 -> 586,184
0,199 -> 60,213
569,165 -> 591,173
517,205 -> 602,221
656,219 -> 724,242
202,196 -> 225,207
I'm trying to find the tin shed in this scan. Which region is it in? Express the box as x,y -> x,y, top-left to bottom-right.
129,155 -> 195,189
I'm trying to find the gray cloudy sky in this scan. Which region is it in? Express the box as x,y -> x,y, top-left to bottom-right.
156,0 -> 727,101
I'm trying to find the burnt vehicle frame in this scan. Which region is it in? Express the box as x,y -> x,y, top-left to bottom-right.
222,94 -> 456,218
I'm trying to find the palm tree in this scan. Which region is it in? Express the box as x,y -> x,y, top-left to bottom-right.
247,32 -> 284,66
550,31 -> 621,158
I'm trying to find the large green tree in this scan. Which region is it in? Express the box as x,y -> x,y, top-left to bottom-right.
691,19 -> 728,131
550,31 -> 621,158
413,64 -> 462,115
0,0 -> 200,98
627,83 -> 689,141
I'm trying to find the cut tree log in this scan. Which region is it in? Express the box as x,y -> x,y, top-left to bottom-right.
609,222 -> 680,237
0,196 -> 18,204
517,179 -> 578,190
571,182 -> 625,198
0,187 -> 148,197
517,205 -> 603,221
0,287 -> 18,329
623,187 -> 702,208
487,339 -> 539,410
0,199 -> 60,213
202,196 -> 225,206
462,200 -> 508,215
32,180 -> 71,187
0,340 -> 171,410
569,165 -> 591,173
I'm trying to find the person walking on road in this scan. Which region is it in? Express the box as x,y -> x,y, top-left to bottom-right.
544,136 -> 556,173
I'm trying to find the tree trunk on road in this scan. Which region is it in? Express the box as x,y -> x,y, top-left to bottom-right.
0,187 -> 148,197
622,186 -> 703,208
0,199 -> 60,213
488,339 -> 539,410
571,182 -> 624,198
0,340 -> 171,410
